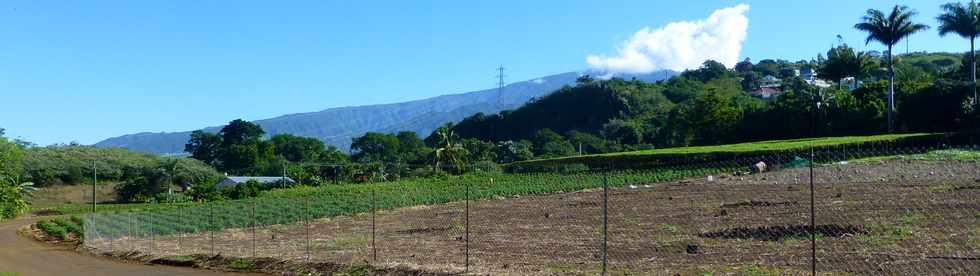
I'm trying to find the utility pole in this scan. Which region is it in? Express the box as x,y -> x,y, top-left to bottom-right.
92,160 -> 97,212
169,160 -> 177,197
496,65 -> 506,108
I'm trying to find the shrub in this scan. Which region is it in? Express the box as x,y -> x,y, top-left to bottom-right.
223,180 -> 267,200
507,133 -> 975,172
229,259 -> 253,270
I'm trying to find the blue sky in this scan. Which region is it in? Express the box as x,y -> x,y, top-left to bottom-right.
0,0 -> 965,145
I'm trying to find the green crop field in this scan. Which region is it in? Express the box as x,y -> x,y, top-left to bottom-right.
602,133 -> 934,156
83,133 -> 974,241
34,202 -> 184,216
84,165 -> 729,239
508,133 -> 952,170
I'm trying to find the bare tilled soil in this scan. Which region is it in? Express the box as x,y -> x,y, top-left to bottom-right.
98,160 -> 980,275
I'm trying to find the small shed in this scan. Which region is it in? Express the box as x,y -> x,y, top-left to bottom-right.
216,176 -> 296,189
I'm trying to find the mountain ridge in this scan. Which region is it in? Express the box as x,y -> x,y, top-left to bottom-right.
94,70 -> 675,154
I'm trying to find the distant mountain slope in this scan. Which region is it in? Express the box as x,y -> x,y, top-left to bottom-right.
95,70 -> 675,154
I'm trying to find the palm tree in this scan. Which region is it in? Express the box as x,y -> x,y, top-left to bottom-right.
855,5 -> 930,132
937,1 -> 980,104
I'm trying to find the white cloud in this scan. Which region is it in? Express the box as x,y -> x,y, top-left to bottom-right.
531,78 -> 545,84
586,4 -> 749,75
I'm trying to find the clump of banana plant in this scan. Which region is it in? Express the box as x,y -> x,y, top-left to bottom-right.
0,176 -> 36,220
431,124 -> 468,174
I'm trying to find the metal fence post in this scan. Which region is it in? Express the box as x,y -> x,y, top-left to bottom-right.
150,211 -> 155,255
128,213 -> 134,252
251,200 -> 257,258
602,174 -> 609,276
177,207 -> 182,255
809,147 -> 816,276
371,189 -> 377,263
305,196 -> 311,263
209,203 -> 215,256
465,182 -> 470,273
107,215 -> 113,252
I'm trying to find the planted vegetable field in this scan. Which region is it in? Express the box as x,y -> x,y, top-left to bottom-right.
83,166 -> 728,240
83,156 -> 980,275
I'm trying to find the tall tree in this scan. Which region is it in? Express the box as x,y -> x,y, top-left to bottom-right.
217,119 -> 268,174
270,134 -> 326,163
818,44 -> 876,88
219,119 -> 265,147
350,132 -> 401,163
185,130 -> 222,166
855,5 -> 930,132
937,1 -> 980,104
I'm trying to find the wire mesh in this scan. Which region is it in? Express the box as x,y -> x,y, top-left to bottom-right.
81,146 -> 980,275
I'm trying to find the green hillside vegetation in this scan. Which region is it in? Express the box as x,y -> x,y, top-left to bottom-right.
21,145 -> 218,186
441,50 -> 978,164
16,144 -> 221,203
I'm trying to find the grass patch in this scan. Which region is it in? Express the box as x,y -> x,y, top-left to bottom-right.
545,264 -> 631,276
651,223 -> 686,246
970,227 -> 980,248
314,234 -> 371,251
742,264 -> 810,276
535,134 -> 933,159
228,258 -> 252,270
851,149 -> 980,163
899,213 -> 925,225
859,213 -> 925,247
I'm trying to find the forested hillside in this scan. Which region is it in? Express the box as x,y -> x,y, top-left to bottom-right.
446,50 -> 976,157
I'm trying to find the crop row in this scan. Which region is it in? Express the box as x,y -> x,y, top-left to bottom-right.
84,165 -> 733,239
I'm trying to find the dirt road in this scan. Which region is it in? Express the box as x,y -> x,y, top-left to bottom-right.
0,218 -> 246,276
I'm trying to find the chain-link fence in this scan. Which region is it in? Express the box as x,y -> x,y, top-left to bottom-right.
84,146 -> 980,275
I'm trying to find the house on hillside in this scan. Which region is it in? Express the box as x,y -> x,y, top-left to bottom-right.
800,67 -> 818,81
798,67 -> 832,88
807,79 -> 832,88
751,87 -> 783,99
841,77 -> 864,91
216,176 -> 296,188
760,75 -> 781,88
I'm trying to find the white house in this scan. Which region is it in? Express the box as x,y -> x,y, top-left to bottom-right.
760,75 -> 782,88
216,176 -> 296,189
841,77 -> 864,91
800,67 -> 818,81
807,79 -> 833,88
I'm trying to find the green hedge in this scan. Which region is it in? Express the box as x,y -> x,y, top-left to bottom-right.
506,132 -> 978,172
